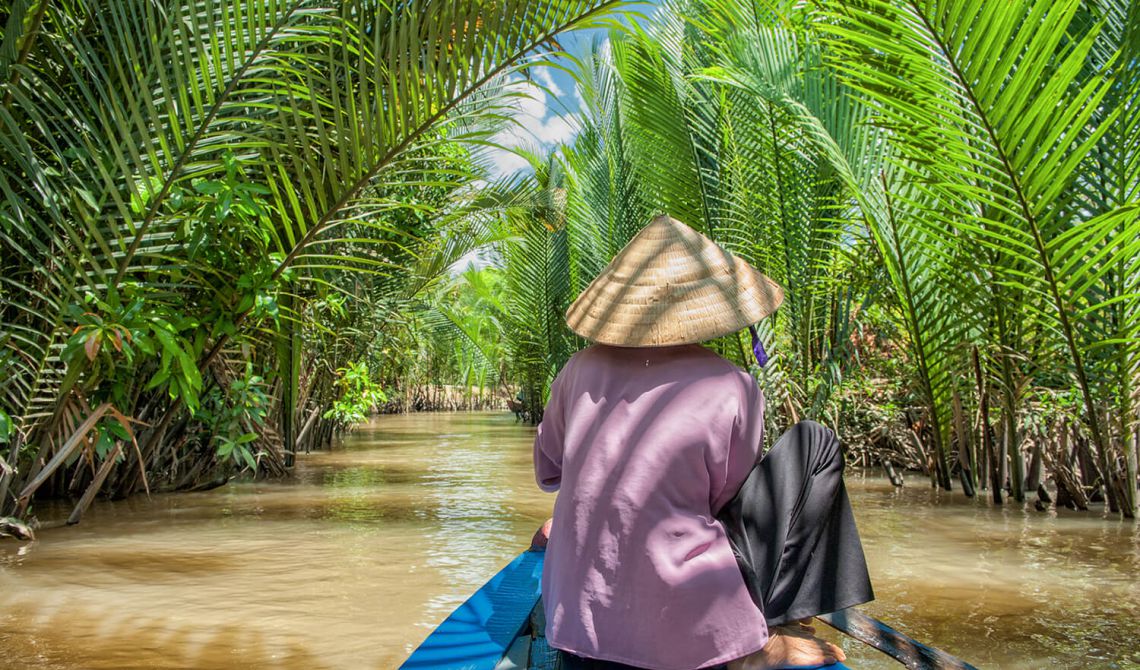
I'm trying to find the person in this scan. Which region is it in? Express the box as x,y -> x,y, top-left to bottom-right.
510,389 -> 529,422
532,215 -> 873,670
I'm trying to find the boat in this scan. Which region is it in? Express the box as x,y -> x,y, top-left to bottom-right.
400,547 -> 977,670
398,548 -> 849,670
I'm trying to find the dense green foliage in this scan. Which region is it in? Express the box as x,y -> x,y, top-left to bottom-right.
484,0 -> 1140,515
1,0 -> 1137,521
0,0 -> 615,521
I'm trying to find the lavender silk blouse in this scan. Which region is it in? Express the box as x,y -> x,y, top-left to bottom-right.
534,344 -> 769,670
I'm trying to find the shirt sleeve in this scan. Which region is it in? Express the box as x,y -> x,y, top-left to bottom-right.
710,374 -> 766,514
533,367 -> 569,493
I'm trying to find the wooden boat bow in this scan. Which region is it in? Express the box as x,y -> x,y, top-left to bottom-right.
400,549 -> 977,670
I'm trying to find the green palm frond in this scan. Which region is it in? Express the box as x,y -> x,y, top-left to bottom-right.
820,0 -> 1140,509
0,0 -> 622,514
563,36 -> 647,287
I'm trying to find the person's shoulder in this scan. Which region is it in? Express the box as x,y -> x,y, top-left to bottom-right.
554,345 -> 603,381
564,344 -> 601,368
683,345 -> 747,374
682,346 -> 761,395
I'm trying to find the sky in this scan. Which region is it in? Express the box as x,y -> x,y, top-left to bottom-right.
478,28 -> 604,179
456,10 -> 648,272
479,63 -> 586,178
478,5 -> 654,179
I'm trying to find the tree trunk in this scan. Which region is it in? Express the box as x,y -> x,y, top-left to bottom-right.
67,444 -> 124,525
999,360 -> 1024,502
1026,440 -> 1043,493
952,391 -> 975,497
972,348 -> 1001,504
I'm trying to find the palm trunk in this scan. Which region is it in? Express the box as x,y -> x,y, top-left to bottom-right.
973,347 -> 1002,504
952,391 -> 976,497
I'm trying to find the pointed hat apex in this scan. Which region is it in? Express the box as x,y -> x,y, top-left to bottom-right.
565,215 -> 783,347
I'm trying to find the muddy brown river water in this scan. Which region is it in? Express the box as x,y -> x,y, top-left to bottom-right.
2,412 -> 1139,669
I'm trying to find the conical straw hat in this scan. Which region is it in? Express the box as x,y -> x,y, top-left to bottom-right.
565,215 -> 783,347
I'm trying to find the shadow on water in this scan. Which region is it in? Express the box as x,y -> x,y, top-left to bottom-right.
2,412 -> 1140,669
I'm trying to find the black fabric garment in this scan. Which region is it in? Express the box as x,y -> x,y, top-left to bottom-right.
716,419 -> 874,626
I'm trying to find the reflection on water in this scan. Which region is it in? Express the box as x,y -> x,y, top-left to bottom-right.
1,412 -> 1139,669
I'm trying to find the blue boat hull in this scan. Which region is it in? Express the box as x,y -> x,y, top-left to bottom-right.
400,550 -> 849,670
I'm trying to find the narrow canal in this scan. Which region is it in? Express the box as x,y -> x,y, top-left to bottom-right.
2,412 -> 1138,669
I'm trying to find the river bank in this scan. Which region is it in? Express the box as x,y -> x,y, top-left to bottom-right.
2,412 -> 1138,669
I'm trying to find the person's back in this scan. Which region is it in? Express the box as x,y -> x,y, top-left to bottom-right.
532,215 -> 864,670
535,343 -> 768,670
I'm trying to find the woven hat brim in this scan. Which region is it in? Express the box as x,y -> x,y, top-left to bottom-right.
564,216 -> 784,347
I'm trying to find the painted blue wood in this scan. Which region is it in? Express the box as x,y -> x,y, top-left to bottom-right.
401,548 -> 851,670
400,550 -> 545,670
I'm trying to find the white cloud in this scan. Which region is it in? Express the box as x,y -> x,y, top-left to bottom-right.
481,76 -> 580,179
533,66 -> 564,97
533,112 -> 577,146
486,147 -> 531,177
573,82 -> 587,116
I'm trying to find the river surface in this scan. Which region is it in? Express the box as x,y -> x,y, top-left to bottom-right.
2,412 -> 1139,669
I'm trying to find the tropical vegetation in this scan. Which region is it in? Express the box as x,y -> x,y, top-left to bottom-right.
1,0 -> 1137,523
0,0 -> 617,523
480,0 -> 1140,516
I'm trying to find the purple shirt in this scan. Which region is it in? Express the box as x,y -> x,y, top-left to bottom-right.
534,344 -> 768,670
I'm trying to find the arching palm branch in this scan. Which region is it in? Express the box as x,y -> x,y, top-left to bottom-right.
0,0 -> 620,515
820,0 -> 1140,512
